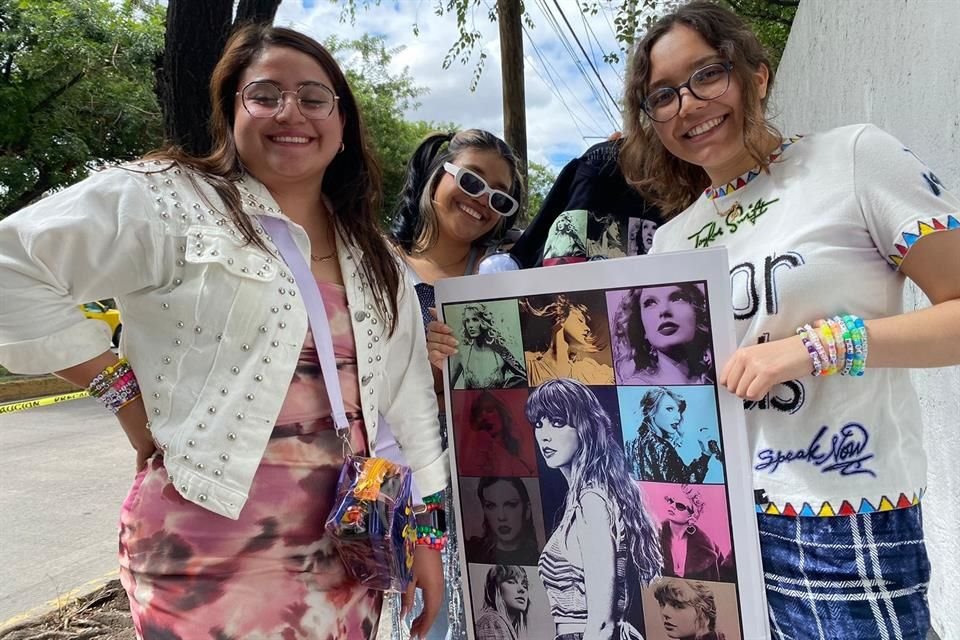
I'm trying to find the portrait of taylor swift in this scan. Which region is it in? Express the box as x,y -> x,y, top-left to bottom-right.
462,476 -> 544,566
642,578 -> 742,640
610,282 -> 715,386
456,390 -> 537,477
519,292 -> 615,386
449,302 -> 527,390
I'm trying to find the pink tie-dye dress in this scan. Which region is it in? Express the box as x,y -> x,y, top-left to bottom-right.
118,281 -> 382,639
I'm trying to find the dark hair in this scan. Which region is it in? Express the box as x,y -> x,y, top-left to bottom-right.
390,129 -> 524,253
620,0 -> 781,215
470,391 -> 522,458
614,283 -> 713,382
525,379 -> 662,586
653,579 -> 718,636
148,24 -> 401,333
477,477 -> 536,547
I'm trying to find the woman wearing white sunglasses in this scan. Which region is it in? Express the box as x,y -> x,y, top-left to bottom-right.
388,128 -> 524,639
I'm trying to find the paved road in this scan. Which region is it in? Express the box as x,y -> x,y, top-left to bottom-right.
0,397 -> 133,627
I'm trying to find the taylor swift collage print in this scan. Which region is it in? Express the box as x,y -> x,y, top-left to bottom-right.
444,280 -> 746,640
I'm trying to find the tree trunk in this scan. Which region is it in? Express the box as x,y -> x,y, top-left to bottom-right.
497,0 -> 527,186
158,0 -> 233,155
234,0 -> 282,27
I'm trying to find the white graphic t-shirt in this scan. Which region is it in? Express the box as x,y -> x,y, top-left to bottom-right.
651,124 -> 959,517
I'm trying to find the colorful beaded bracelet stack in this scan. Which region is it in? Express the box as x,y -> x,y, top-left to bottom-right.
415,525 -> 448,551
413,491 -> 447,549
796,314 -> 869,377
87,358 -> 142,414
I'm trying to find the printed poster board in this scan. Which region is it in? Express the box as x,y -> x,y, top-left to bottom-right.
436,247 -> 769,640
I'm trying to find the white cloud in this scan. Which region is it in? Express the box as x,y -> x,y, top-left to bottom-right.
273,0 -> 631,172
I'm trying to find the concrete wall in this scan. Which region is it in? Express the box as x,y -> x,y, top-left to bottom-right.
771,1 -> 960,638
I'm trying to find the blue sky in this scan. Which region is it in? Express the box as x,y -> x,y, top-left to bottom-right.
274,0 -> 636,171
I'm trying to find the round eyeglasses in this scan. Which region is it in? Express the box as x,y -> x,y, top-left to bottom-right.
641,61 -> 733,123
237,81 -> 339,120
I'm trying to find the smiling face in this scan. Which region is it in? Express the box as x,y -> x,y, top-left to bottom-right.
498,573 -> 530,613
233,46 -> 343,192
646,24 -> 769,187
640,285 -> 698,352
480,480 -> 529,549
534,416 -> 581,471
660,600 -> 701,638
651,394 -> 683,439
433,148 -> 512,246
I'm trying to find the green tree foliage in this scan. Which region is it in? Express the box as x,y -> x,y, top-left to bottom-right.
338,0 -> 797,86
525,160 -> 556,223
721,0 -> 797,69
327,34 -> 447,220
0,0 -> 165,216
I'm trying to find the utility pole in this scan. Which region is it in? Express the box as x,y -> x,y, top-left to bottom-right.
497,0 -> 528,186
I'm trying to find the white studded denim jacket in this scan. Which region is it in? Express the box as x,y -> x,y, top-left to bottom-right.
0,163 -> 448,519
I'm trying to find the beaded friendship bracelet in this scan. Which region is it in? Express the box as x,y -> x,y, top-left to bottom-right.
87,357 -> 142,414
415,525 -> 448,551
413,490 -> 448,550
816,324 -> 839,375
796,326 -> 824,376
797,315 -> 869,378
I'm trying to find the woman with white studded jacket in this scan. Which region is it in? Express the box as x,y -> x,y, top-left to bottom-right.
0,25 -> 448,640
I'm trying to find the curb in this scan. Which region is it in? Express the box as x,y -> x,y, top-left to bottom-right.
0,570 -> 120,633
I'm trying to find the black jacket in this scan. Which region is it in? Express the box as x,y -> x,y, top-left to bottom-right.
510,139 -> 662,267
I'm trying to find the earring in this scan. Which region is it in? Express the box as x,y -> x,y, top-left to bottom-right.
686,520 -> 697,536
339,141 -> 345,154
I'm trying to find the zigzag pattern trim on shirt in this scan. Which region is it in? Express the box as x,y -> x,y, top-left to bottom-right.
756,488 -> 925,517
704,135 -> 803,200
888,214 -> 960,267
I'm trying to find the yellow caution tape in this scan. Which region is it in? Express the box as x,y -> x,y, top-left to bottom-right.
0,390 -> 90,415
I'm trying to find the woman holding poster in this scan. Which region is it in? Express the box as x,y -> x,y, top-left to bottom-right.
525,378 -> 661,640
620,1 -> 960,636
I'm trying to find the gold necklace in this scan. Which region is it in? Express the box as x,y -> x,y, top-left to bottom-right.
311,219 -> 336,263
414,249 -> 471,272
310,249 -> 335,263
710,196 -> 742,218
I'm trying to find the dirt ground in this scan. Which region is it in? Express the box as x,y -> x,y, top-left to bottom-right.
0,581 -> 134,640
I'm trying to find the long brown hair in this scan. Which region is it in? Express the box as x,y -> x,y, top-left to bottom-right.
151,25 -> 401,333
620,0 -> 781,216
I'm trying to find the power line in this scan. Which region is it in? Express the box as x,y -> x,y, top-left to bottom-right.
523,24 -> 604,139
579,3 -> 623,82
534,0 -> 620,129
551,0 -> 621,114
597,0 -> 621,44
481,0 -> 604,139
